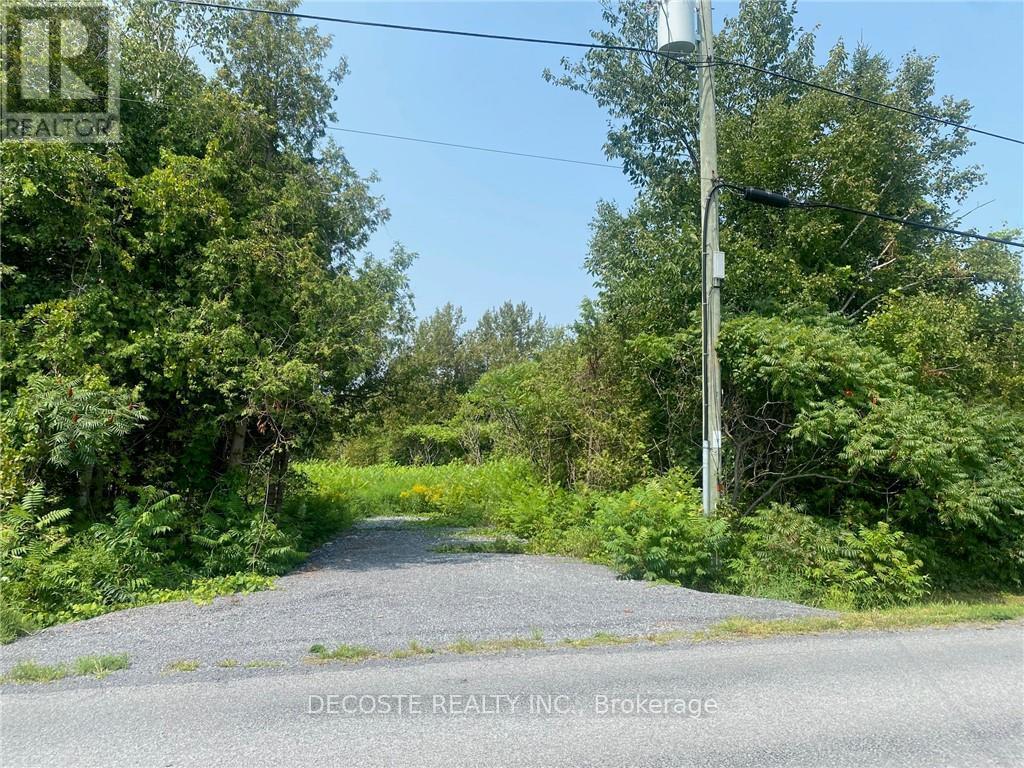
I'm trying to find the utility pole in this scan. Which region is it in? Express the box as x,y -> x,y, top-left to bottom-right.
657,0 -> 721,516
697,0 -> 722,517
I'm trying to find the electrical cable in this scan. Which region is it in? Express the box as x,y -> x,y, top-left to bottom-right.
109,95 -> 620,168
325,126 -> 620,168
156,0 -> 1024,146
726,184 -> 1023,247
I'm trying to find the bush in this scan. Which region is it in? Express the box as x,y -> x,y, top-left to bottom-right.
0,470 -> 360,640
390,424 -> 467,465
730,504 -> 929,609
594,470 -> 730,588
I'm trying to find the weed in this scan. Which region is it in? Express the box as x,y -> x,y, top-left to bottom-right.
4,660 -> 69,684
697,599 -> 1024,641
388,640 -> 435,660
445,637 -> 476,654
3,653 -> 133,684
308,644 -> 378,662
73,653 -> 130,678
443,635 -> 546,654
164,659 -> 200,673
215,659 -> 239,668
559,632 -> 638,649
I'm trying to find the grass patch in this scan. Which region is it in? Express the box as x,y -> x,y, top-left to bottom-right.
559,631 -> 642,649
443,635 -> 546,655
73,653 -> 130,678
294,598 -> 1024,670
3,653 -> 134,684
216,659 -> 239,668
388,641 -> 435,660
308,643 -> 378,662
243,659 -> 284,669
164,659 -> 200,673
4,660 -> 69,684
698,597 -> 1024,641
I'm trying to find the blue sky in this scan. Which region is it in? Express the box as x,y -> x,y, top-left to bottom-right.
310,1 -> 1024,326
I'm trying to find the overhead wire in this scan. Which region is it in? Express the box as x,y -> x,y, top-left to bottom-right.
156,0 -> 1024,146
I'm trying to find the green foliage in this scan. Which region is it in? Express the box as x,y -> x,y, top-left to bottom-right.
0,475 -> 350,640
308,643 -> 377,662
2,653 -> 131,684
730,504 -> 929,608
1,1 -> 405,636
73,653 -> 131,678
391,424 -> 467,466
462,326 -> 651,490
18,376 -> 147,475
345,301 -> 553,463
5,0 -> 1021,634
3,660 -> 69,684
303,461 -> 933,608
720,314 -> 1024,587
595,471 -> 730,588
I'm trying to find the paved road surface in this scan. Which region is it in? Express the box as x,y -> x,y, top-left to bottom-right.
3,518 -> 1021,766
3,625 -> 1021,767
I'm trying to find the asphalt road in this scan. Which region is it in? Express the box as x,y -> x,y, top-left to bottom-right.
3,624 -> 1021,767
3,517 -> 1021,766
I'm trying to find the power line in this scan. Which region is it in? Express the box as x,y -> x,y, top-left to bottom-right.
111,94 -> 619,169
710,58 -> 1021,145
728,184 -> 1023,248
158,0 -> 651,53
111,93 -> 1020,244
326,126 -> 620,169
801,199 -> 1023,248
157,0 -> 1024,146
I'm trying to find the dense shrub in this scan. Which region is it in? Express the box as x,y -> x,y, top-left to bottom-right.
729,504 -> 929,608
298,462 -> 933,608
0,475 -> 357,642
594,471 -> 729,588
390,424 -> 467,465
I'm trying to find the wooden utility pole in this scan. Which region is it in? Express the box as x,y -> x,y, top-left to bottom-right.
697,0 -> 722,516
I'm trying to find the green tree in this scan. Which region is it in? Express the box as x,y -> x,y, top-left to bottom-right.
1,0 -> 413,631
465,301 -> 552,372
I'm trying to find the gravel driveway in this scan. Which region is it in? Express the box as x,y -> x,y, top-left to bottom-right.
1,517 -> 825,686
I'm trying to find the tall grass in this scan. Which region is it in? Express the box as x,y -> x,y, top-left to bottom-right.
298,460 -> 535,527
297,461 -> 972,610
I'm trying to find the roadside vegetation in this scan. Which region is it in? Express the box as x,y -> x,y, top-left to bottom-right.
304,596 -> 1024,667
1,1 -> 397,641
3,0 -> 1021,644
323,2 -> 1024,610
302,461 -> 1023,611
3,653 -> 130,685
698,597 -> 1024,639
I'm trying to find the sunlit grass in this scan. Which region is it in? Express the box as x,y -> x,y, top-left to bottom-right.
4,660 -> 69,684
73,653 -> 130,678
3,653 -> 132,684
308,643 -> 378,662
698,596 -> 1024,640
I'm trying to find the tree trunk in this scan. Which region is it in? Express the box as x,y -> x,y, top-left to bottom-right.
78,463 -> 94,511
228,419 -> 248,469
266,448 -> 289,515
